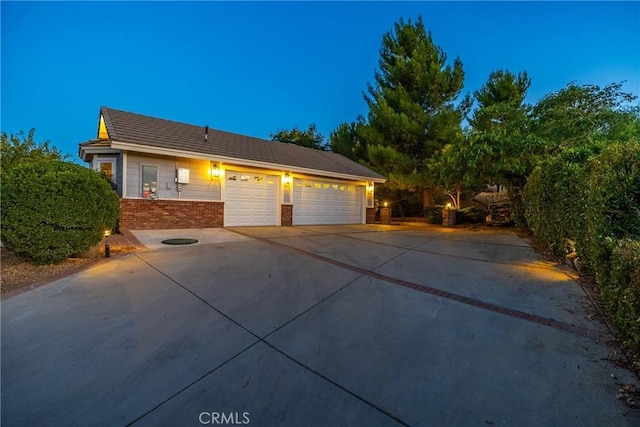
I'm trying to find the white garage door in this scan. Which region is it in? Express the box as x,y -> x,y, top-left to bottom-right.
293,179 -> 364,225
224,170 -> 278,226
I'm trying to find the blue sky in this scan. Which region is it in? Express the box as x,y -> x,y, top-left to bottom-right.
2,1 -> 638,159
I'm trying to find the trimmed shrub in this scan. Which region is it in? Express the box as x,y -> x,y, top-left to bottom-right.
424,205 -> 443,224
1,159 -> 120,264
580,141 -> 640,282
605,239 -> 640,368
524,144 -> 601,256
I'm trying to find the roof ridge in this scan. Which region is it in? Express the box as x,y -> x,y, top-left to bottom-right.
101,106 -> 206,131
102,106 -> 282,146
89,107 -> 385,181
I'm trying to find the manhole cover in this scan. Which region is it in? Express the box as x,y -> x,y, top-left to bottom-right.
161,238 -> 199,245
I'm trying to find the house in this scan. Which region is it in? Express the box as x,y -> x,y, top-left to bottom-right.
79,107 -> 385,229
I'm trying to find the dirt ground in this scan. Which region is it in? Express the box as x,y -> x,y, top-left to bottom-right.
0,247 -> 101,296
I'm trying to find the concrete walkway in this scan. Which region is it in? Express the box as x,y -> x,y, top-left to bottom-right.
1,224 -> 638,426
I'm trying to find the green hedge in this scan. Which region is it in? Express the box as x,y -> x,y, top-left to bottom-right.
524,144 -> 601,256
580,141 -> 640,282
1,159 -> 120,264
605,239 -> 640,368
524,140 -> 640,365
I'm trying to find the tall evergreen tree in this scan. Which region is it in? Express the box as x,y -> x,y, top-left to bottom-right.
466,69 -> 535,189
361,16 -> 468,211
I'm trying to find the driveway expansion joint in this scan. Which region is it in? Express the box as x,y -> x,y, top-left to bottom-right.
228,228 -> 613,343
131,253 -> 408,426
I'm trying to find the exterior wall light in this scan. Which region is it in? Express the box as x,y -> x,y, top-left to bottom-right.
283,173 -> 292,185
211,162 -> 220,178
383,201 -> 388,207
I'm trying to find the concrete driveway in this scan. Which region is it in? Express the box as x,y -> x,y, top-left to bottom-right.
2,224 -> 639,426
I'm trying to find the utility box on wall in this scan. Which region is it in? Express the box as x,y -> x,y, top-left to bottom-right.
177,168 -> 190,184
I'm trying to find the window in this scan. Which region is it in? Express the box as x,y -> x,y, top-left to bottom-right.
96,159 -> 116,183
142,166 -> 158,199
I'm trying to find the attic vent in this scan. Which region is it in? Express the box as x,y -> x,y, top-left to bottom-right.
204,126 -> 209,143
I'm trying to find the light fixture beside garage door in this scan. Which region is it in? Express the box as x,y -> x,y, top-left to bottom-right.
283,172 -> 292,204
210,162 -> 221,179
367,181 -> 375,207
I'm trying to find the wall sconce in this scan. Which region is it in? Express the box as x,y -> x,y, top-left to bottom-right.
211,162 -> 220,178
283,173 -> 292,185
367,184 -> 374,193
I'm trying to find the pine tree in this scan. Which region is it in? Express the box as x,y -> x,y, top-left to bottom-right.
361,16 -> 468,211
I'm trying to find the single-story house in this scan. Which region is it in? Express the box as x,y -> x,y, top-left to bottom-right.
79,107 -> 386,229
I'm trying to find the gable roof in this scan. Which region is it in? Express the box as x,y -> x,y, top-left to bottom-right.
81,107 -> 385,182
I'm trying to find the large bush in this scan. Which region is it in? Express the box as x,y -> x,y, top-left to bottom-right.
579,141 -> 640,282
604,239 -> 640,367
1,160 -> 120,264
524,143 -> 602,256
524,140 -> 640,365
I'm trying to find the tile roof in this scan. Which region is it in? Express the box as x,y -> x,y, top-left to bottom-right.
91,107 -> 385,181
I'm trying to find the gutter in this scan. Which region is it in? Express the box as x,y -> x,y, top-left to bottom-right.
109,140 -> 387,183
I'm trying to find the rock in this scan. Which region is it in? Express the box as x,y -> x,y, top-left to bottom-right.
574,257 -> 585,276
565,252 -> 578,268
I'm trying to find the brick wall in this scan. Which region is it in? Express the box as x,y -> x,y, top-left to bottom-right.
281,204 -> 293,226
366,207 -> 376,224
119,199 -> 224,229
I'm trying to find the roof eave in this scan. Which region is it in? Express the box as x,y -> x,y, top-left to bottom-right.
78,143 -> 121,163
110,140 -> 386,183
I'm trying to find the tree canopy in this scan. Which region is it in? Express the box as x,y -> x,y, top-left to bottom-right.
1,129 -> 66,175
329,120 -> 368,161
358,16 -> 468,210
363,16 -> 467,160
271,124 -> 327,151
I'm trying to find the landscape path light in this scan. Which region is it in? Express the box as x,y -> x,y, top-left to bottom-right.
104,229 -> 111,258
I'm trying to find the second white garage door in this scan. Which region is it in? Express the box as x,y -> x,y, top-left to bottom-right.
293,179 -> 364,225
224,170 -> 278,226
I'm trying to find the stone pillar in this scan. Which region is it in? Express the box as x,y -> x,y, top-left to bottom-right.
366,208 -> 376,224
442,208 -> 456,227
380,206 -> 392,225
281,204 -> 293,226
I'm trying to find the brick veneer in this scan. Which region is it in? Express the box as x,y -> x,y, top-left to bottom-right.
281,204 -> 293,226
366,207 -> 376,224
119,199 -> 224,229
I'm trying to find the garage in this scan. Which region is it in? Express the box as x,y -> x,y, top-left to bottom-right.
81,107 -> 386,229
224,170 -> 279,226
293,179 -> 364,225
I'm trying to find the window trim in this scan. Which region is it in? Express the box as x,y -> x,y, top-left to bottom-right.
95,158 -> 117,184
141,164 -> 159,199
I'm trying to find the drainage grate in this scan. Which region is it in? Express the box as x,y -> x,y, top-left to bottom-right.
161,238 -> 199,245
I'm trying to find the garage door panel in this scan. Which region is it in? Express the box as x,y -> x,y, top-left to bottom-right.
293,179 -> 363,225
225,170 -> 278,226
